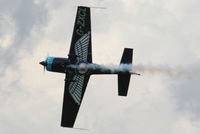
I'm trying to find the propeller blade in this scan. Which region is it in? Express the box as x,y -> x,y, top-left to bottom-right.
40,53 -> 49,73
43,65 -> 45,74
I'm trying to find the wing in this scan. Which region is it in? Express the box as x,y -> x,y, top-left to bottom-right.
68,6 -> 92,64
61,72 -> 90,127
61,6 -> 92,128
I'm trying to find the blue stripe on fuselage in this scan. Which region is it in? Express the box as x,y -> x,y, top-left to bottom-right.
46,57 -> 55,71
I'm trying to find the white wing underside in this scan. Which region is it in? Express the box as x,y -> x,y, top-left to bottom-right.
69,32 -> 90,105
69,75 -> 85,105
75,32 -> 90,62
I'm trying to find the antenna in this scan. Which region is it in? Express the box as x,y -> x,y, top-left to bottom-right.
74,6 -> 107,9
90,6 -> 107,9
73,127 -> 89,131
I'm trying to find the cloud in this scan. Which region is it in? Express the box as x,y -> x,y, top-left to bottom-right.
0,15 -> 16,49
0,0 -> 48,67
168,65 -> 200,121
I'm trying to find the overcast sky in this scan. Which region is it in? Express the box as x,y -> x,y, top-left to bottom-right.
0,0 -> 200,133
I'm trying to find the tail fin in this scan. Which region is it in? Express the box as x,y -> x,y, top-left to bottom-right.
118,48 -> 133,96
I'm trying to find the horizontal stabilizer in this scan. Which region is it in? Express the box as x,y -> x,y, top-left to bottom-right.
118,48 -> 133,96
120,48 -> 133,64
118,74 -> 131,96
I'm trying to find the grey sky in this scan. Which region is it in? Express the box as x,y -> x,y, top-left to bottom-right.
0,0 -> 200,133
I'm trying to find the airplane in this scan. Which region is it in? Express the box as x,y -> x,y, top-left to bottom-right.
39,6 -> 140,128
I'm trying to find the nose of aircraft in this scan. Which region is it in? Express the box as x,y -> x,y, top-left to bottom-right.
39,61 -> 47,66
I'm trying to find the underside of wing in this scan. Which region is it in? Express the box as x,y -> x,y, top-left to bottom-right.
68,6 -> 92,64
61,73 -> 90,127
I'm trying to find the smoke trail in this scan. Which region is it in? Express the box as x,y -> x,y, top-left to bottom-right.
68,63 -> 133,73
133,64 -> 200,78
69,63 -> 200,78
86,63 -> 132,72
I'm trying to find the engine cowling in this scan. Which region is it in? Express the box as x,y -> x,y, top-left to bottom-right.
46,57 -> 70,73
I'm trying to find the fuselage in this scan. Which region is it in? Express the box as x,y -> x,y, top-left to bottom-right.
39,57 -> 139,75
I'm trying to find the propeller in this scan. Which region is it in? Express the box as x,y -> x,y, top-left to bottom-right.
39,55 -> 48,73
39,60 -> 47,71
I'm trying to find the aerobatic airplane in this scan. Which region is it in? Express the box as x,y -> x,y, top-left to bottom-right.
39,6 -> 140,128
